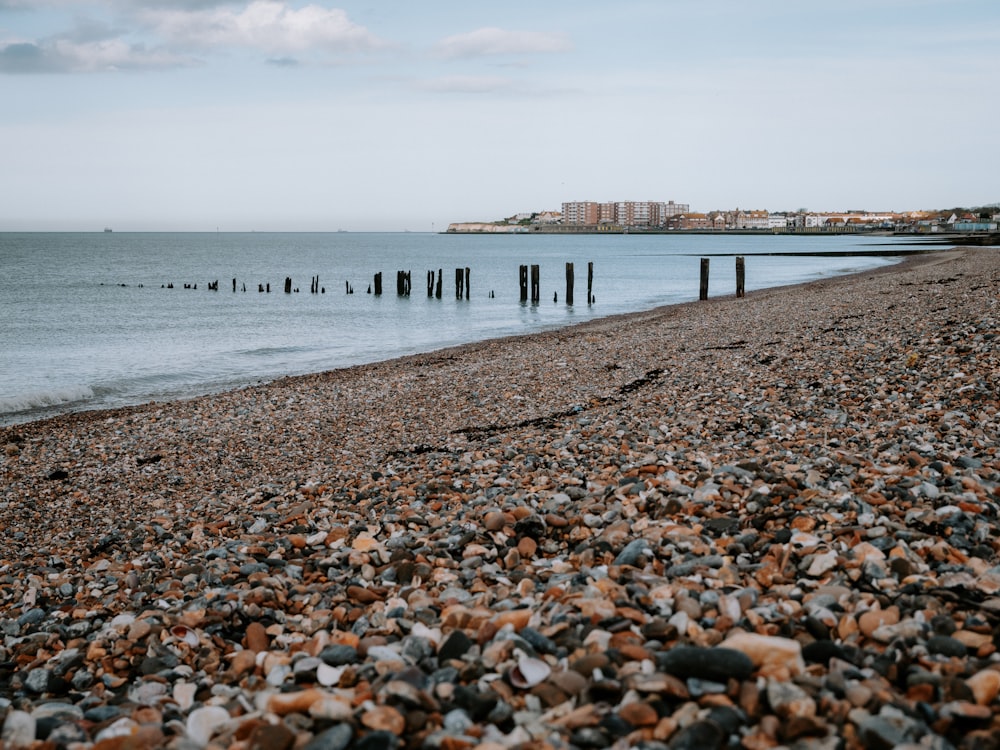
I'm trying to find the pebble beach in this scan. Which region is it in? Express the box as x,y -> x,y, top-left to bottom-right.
1,247 -> 998,749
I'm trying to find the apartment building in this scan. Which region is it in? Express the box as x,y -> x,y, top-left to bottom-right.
562,199 -> 689,226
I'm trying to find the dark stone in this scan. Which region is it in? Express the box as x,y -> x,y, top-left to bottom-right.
520,627 -> 558,655
667,719 -> 725,750
614,538 -> 653,566
47,469 -> 69,480
570,727 -> 611,748
84,705 -> 123,723
352,730 -> 401,750
450,685 -> 497,721
657,646 -> 753,682
927,635 -> 967,658
706,706 -> 745,736
514,514 -> 546,540
803,640 -> 846,664
319,645 -> 359,667
301,723 -> 353,750
600,714 -> 633,737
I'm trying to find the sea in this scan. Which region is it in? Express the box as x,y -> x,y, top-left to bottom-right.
0,231 -> 913,426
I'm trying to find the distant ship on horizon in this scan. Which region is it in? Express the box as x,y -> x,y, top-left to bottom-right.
103,227 -> 113,233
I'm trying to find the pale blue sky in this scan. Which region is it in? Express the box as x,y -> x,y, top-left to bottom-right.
1,0 -> 997,231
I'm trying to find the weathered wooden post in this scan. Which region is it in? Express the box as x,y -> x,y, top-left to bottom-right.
699,258 -> 710,300
427,270 -> 434,297
266,283 -> 271,293
455,268 -> 463,299
736,256 -> 745,298
565,262 -> 574,306
530,265 -> 540,304
436,269 -> 442,299
465,267 -> 470,300
284,277 -> 292,294
397,270 -> 404,296
587,262 -> 594,304
405,271 -> 411,296
232,278 -> 237,293
374,272 -> 382,296
519,265 -> 529,302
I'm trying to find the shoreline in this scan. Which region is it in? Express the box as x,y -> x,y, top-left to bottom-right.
1,247 -> 998,748
2,251 -> 909,431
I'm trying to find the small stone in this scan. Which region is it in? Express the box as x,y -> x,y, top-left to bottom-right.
246,621 -> 270,652
249,723 -> 295,750
666,719 -> 725,749
361,705 -> 406,735
926,635 -> 967,658
965,669 -> 1000,706
302,723 -> 353,750
618,701 -> 659,727
614,538 -> 652,566
766,679 -> 816,719
658,645 -> 754,682
186,706 -> 231,748
721,632 -> 805,677
320,644 -> 359,666
1,710 -> 36,749
439,630 -> 473,661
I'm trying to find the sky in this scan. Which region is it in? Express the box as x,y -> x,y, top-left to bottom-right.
1,0 -> 998,232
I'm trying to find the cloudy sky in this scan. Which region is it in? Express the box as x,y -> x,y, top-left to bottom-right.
1,1 -> 997,231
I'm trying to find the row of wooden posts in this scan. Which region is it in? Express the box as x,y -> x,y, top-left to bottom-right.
192,256 -> 747,303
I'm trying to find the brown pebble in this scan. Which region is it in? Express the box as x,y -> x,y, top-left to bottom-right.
618,701 -> 659,727
248,723 -> 295,750
347,585 -> 382,604
245,622 -> 269,653
361,705 -> 406,734
966,669 -> 1000,706
517,537 -> 537,558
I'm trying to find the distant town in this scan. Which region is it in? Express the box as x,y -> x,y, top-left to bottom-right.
448,199 -> 1000,235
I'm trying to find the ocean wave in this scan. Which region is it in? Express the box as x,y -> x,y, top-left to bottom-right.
0,385 -> 96,415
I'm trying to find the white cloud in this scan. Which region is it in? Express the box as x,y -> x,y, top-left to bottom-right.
417,75 -> 514,94
138,1 -> 384,56
434,27 -> 571,59
0,37 -> 196,73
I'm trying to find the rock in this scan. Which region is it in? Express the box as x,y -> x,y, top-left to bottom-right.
185,706 -> 231,748
926,635 -> 967,658
721,632 -> 805,677
320,644 -> 359,666
1,710 -> 36,749
657,645 -> 754,682
438,630 -> 473,661
667,719 -> 726,750
248,723 -> 296,750
965,669 -> 1000,706
766,679 -> 816,718
302,723 -> 353,750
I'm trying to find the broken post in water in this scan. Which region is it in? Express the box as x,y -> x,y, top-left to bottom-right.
736,256 -> 746,298
374,272 -> 382,296
465,267 -> 470,300
587,262 -> 594,304
530,265 -> 540,304
519,265 -> 529,303
700,258 -> 710,301
427,270 -> 434,297
455,268 -> 463,300
284,277 -> 292,294
435,269 -> 442,299
565,262 -> 574,306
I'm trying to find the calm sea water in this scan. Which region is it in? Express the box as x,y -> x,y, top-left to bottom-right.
0,231 -> 906,425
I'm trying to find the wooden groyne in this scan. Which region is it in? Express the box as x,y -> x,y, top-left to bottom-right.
144,256 -> 770,305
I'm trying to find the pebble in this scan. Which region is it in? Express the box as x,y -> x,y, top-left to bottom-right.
1,249 -> 999,750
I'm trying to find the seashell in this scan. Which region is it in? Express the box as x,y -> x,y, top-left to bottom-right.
171,625 -> 200,647
508,652 -> 551,688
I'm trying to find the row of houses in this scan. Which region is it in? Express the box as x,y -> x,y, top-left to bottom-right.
485,202 -> 1000,233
